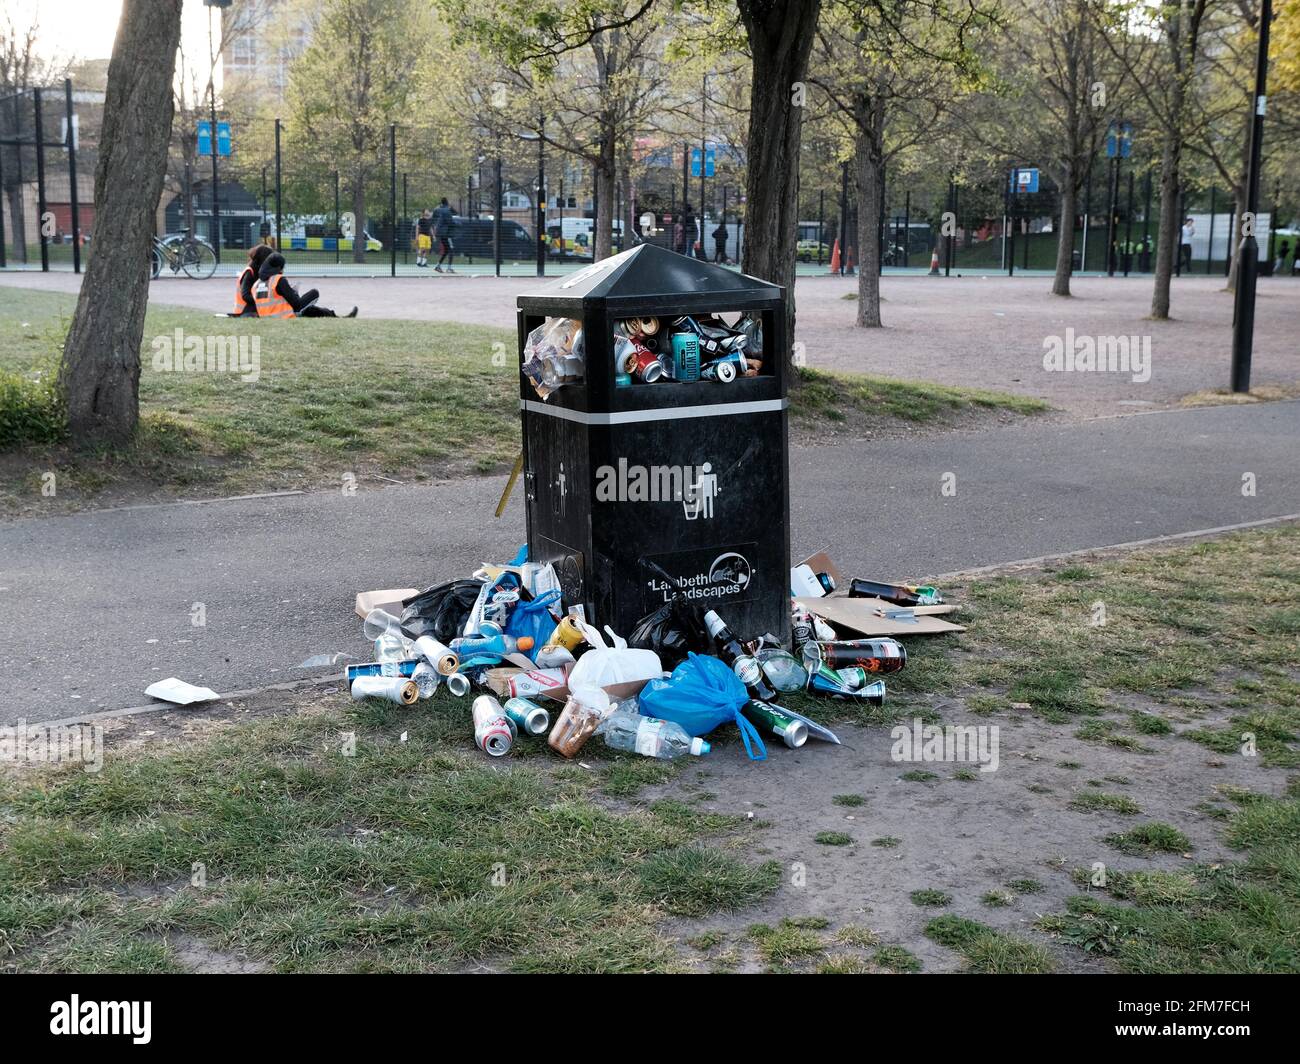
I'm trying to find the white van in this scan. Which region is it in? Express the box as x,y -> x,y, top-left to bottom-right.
546,216 -> 624,258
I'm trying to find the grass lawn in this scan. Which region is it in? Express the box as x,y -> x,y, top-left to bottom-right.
2,525 -> 1295,973
0,288 -> 1047,514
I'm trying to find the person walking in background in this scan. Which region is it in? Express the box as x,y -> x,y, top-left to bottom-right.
1273,238 -> 1290,275
415,209 -> 434,268
1180,216 -> 1195,271
432,197 -> 456,273
712,221 -> 728,263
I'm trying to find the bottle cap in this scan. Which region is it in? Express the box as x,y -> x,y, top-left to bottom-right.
517,636 -> 535,651
691,738 -> 710,756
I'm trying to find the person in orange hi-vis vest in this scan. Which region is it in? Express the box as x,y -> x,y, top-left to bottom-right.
230,245 -> 273,317
254,253 -> 357,318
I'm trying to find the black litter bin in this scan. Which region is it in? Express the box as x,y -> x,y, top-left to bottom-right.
517,244 -> 791,645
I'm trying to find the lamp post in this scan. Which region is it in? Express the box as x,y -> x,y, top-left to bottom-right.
1230,0 -> 1272,393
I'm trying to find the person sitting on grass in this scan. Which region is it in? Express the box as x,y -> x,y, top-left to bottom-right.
231,245 -> 273,317
254,253 -> 357,318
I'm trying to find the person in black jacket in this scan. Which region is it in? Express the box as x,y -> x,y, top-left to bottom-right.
255,253 -> 357,318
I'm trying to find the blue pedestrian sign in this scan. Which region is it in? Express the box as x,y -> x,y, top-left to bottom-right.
1105,121 -> 1132,159
1009,167 -> 1039,194
690,147 -> 715,178
197,120 -> 232,157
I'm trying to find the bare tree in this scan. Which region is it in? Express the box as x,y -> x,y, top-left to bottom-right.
58,0 -> 184,446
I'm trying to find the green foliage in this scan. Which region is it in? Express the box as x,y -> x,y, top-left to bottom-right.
0,363 -> 64,448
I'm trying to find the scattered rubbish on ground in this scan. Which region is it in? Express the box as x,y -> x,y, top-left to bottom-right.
144,678 -> 220,706
791,551 -> 965,637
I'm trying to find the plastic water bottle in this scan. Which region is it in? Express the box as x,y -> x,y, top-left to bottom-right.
600,710 -> 710,760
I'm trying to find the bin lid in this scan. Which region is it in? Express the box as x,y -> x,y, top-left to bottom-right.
517,243 -> 782,309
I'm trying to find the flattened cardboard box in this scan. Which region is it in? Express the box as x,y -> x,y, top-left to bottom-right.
795,550 -> 965,637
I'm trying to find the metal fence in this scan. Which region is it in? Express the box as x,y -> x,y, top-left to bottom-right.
3,83 -> 1293,279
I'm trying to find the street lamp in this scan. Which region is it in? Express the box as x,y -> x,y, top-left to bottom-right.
1230,0 -> 1272,393
203,0 -> 232,264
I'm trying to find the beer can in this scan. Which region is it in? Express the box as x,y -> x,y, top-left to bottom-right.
413,634 -> 459,675
628,347 -> 664,383
671,332 -> 700,382
445,671 -> 472,697
701,359 -> 737,383
472,695 -> 516,757
506,666 -> 568,699
543,614 -> 587,653
503,696 -> 550,736
742,700 -> 808,749
807,666 -> 886,704
350,675 -> 419,705
346,659 -> 418,683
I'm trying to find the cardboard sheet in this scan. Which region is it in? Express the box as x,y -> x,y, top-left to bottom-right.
794,551 -> 963,636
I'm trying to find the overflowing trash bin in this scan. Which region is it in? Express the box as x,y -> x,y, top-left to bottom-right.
515,244 -> 792,644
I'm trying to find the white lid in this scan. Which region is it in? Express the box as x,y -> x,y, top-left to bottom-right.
690,738 -> 709,755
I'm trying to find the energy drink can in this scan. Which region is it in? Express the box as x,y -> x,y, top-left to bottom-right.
741,700 -> 808,749
350,675 -> 419,705
803,638 -> 907,673
472,695 -> 516,757
503,696 -> 550,736
506,666 -> 568,699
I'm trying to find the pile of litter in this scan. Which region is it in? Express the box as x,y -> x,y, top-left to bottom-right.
522,311 -> 765,399
333,547 -> 961,764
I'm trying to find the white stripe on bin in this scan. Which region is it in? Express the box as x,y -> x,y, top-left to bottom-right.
520,398 -> 788,424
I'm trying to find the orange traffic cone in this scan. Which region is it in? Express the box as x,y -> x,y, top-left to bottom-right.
845,245 -> 856,275
829,239 -> 841,274
929,248 -> 940,275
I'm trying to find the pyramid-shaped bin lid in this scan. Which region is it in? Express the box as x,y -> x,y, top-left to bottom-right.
517,243 -> 784,317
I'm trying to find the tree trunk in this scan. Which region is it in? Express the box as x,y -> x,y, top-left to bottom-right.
5,183 -> 27,263
1225,181 -> 1246,291
594,129 -> 616,261
853,130 -> 883,327
1052,175 -> 1076,297
1151,129 -> 1180,319
58,0 -> 183,447
738,0 -> 822,370
351,179 -> 367,264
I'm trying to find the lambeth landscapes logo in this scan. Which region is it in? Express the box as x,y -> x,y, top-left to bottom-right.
1042,327 -> 1151,383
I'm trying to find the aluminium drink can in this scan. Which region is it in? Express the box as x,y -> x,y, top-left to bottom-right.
503,696 -> 550,736
472,695 -> 516,757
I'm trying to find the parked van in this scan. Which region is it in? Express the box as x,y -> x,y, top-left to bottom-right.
546,217 -> 624,259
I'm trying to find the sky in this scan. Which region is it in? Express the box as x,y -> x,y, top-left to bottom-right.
7,0 -> 218,72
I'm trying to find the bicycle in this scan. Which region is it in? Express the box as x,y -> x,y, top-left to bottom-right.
150,229 -> 218,280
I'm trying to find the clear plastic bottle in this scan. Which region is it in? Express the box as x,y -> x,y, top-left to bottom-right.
600,710 -> 710,760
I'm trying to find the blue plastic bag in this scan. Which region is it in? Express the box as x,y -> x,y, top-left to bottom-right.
639,653 -> 766,761
504,589 -> 561,658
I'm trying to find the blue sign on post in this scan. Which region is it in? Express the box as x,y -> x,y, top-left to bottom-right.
1105,121 -> 1132,159
197,120 -> 232,157
690,147 -> 715,178
1009,167 -> 1039,194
